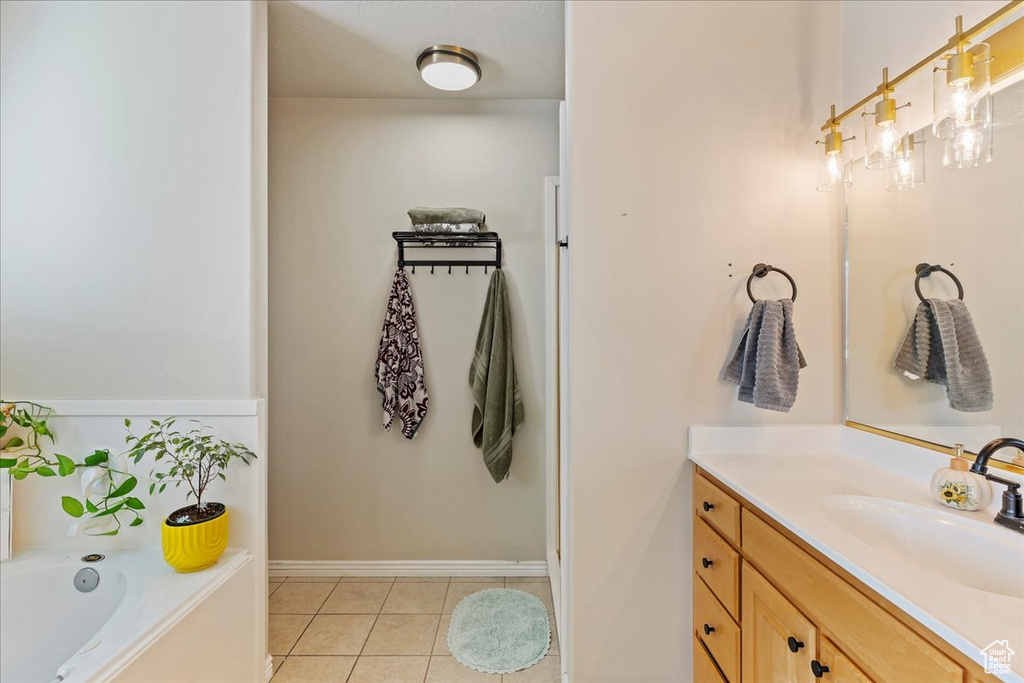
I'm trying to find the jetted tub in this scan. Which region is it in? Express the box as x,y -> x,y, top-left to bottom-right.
0,548 -> 250,683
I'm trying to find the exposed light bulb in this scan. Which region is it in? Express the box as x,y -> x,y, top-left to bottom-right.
827,153 -> 843,184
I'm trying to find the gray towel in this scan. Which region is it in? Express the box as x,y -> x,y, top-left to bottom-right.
469,270 -> 524,483
894,299 -> 993,412
722,299 -> 807,412
412,222 -> 481,233
408,207 -> 485,225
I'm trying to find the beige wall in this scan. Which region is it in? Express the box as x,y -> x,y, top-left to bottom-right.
268,98 -> 558,561
566,1 -> 842,680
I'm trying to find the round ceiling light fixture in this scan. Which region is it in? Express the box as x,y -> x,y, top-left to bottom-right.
416,45 -> 481,91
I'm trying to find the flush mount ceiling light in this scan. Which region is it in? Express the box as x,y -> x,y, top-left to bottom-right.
417,45 -> 481,91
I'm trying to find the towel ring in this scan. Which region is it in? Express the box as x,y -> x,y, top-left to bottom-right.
746,263 -> 797,303
915,263 -> 963,303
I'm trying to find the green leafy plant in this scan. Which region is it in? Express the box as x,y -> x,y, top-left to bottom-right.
0,401 -> 145,534
125,418 -> 255,524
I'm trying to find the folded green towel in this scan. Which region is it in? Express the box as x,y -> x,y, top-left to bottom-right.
408,207 -> 486,225
469,270 -> 524,483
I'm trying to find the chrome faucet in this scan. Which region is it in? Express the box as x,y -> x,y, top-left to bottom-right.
970,438 -> 1024,534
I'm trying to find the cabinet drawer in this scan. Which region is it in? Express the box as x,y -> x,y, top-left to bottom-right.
817,637 -> 873,682
695,474 -> 741,546
694,517 -> 741,619
741,510 -> 963,683
695,575 -> 740,682
695,635 -> 727,683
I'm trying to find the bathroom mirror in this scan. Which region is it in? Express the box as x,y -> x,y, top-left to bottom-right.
845,77 -> 1024,467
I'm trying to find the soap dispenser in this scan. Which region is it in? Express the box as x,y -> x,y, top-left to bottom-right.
930,444 -> 992,511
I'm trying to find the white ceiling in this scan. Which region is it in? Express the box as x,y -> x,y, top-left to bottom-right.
268,0 -> 565,99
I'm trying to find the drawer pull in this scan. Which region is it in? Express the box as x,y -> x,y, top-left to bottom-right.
701,557 -> 714,569
811,660 -> 830,678
702,623 -> 715,636
787,636 -> 805,653
702,501 -> 715,512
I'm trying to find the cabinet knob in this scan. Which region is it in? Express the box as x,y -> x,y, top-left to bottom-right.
702,501 -> 714,512
701,557 -> 714,569
703,624 -> 715,636
787,636 -> 805,653
811,660 -> 830,678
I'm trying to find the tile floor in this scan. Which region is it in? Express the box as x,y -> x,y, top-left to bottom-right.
269,576 -> 560,683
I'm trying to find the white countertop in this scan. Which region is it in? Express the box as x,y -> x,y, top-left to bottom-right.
689,426 -> 1024,682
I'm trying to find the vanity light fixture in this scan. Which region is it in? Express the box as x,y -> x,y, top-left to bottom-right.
862,68 -> 911,170
810,2 -> 1022,190
933,16 -> 993,141
815,105 -> 855,192
887,134 -> 926,192
417,45 -> 481,91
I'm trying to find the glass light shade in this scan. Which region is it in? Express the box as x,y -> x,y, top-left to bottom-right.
420,61 -> 479,91
933,44 -> 991,140
943,124 -> 993,169
863,93 -> 909,170
816,137 -> 852,192
887,135 -> 925,191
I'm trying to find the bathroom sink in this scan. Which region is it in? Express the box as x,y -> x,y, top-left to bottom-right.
820,495 -> 1024,599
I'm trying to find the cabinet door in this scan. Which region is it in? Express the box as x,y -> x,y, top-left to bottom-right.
742,564 -> 816,683
814,637 -> 872,682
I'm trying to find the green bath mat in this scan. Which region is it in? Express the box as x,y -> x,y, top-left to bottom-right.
447,588 -> 551,674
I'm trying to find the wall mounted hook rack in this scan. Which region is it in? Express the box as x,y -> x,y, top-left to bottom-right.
393,231 -> 502,272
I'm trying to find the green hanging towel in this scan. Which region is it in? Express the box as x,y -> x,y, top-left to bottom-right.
469,270 -> 525,483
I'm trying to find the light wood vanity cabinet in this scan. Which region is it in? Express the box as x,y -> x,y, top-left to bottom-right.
692,467 -> 1000,683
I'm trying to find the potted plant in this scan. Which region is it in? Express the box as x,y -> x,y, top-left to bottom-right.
1,401 -> 145,535
125,417 -> 256,573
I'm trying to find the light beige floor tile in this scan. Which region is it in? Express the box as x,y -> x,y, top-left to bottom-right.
271,655 -> 285,678
450,576 -> 504,583
347,656 -> 430,683
425,656 -> 501,682
269,615 -> 312,656
549,618 -> 559,656
290,614 -> 376,655
341,576 -> 395,582
284,576 -> 342,582
320,582 -> 392,614
395,576 -> 450,582
362,614 -> 440,655
505,576 -> 549,584
269,581 -> 283,596
503,656 -> 561,682
272,656 -> 357,683
270,582 -> 336,614
433,614 -> 452,656
442,581 -> 504,613
382,581 -> 448,613
507,583 -> 554,613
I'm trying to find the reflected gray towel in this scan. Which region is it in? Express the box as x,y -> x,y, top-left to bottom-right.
722,299 -> 807,412
894,299 -> 992,412
408,207 -> 486,225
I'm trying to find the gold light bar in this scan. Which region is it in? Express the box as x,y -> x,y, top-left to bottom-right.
821,1 -> 1024,132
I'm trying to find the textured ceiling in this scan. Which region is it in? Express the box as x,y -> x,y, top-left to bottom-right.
269,0 -> 565,99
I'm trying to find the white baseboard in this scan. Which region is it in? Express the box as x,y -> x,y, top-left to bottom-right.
269,559 -> 548,579
265,655 -> 274,682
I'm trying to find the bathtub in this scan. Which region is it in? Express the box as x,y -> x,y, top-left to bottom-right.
0,548 -> 251,683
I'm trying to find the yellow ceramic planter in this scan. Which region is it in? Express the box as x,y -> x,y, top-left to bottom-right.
161,505 -> 229,573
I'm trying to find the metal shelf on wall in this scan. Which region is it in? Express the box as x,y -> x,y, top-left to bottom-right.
393,231 -> 502,272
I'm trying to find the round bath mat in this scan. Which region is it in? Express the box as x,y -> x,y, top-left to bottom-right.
447,587 -> 551,674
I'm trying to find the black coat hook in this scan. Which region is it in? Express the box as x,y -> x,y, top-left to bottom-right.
431,265 -> 435,275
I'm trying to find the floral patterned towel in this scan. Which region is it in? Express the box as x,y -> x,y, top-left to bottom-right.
376,268 -> 429,438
